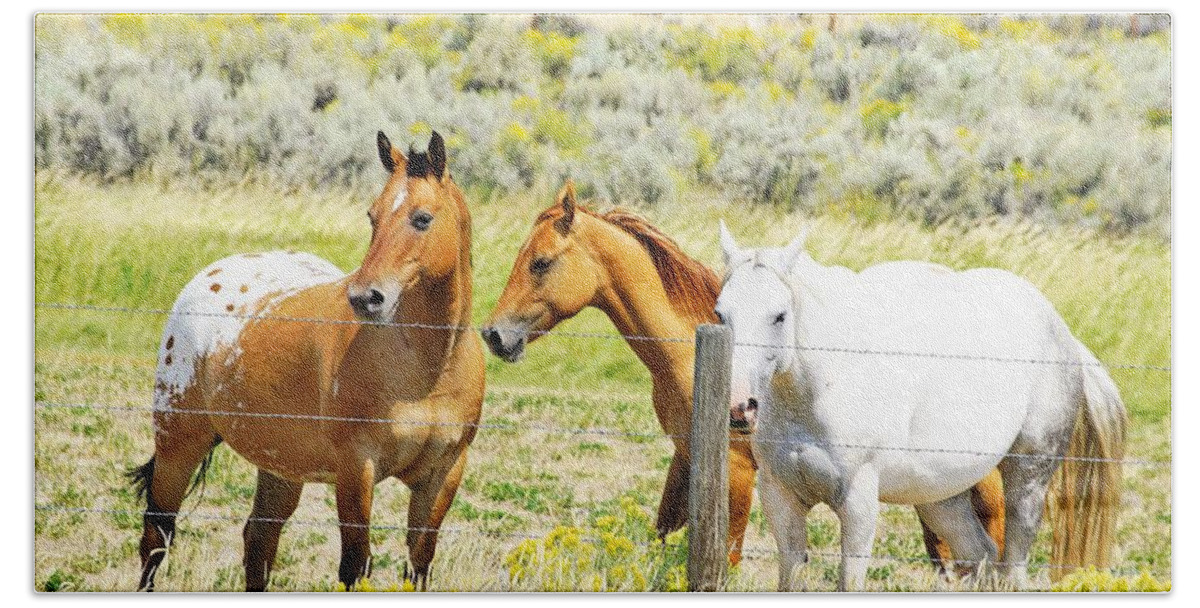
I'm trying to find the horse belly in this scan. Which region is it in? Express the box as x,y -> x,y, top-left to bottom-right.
212,403 -> 340,483
875,401 -> 1020,504
876,456 -> 999,505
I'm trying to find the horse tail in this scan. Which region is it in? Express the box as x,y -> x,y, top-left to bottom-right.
126,437 -> 222,506
1046,346 -> 1127,580
127,456 -> 157,503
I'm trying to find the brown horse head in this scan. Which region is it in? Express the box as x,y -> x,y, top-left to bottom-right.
348,130 -> 467,321
482,181 -> 603,360
482,180 -> 719,361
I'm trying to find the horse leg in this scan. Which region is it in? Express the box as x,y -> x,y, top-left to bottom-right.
834,467 -> 880,592
758,468 -> 811,591
403,449 -> 468,591
243,469 -> 304,591
919,469 -> 1006,579
972,469 -> 1007,567
726,441 -> 757,566
134,418 -> 218,591
335,455 -> 376,589
914,491 -> 998,585
997,454 -> 1060,589
919,516 -> 952,577
654,447 -> 689,537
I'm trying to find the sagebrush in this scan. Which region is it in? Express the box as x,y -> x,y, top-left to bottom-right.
34,13 -> 1171,235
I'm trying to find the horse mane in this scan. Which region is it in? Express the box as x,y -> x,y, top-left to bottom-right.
600,209 -> 721,322
597,209 -> 719,320
533,203 -> 720,321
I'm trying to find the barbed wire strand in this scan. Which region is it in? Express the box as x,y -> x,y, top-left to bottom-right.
33,504 -> 1169,577
33,301 -> 1173,586
35,302 -> 1171,372
34,400 -> 1171,469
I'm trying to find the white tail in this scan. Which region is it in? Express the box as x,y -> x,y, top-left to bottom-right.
1045,345 -> 1127,581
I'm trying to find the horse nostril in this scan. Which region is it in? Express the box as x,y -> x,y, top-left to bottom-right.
482,327 -> 499,345
746,397 -> 759,413
348,287 -> 386,318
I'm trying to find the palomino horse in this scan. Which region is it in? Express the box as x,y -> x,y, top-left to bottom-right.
714,225 -> 1126,591
481,182 -> 1004,569
128,131 -> 483,591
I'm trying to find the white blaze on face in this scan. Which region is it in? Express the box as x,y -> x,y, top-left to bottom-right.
152,251 -> 345,410
392,181 -> 408,213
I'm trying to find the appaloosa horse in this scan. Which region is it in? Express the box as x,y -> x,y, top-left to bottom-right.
130,131 -> 483,591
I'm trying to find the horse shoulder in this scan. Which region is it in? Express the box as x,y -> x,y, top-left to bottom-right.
439,333 -> 487,417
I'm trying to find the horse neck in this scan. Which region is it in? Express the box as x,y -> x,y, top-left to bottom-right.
356,211 -> 473,382
397,267 -> 470,369
582,219 -> 709,390
771,253 -> 845,414
785,253 -> 840,349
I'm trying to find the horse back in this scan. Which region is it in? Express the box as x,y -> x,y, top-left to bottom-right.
152,251 -> 350,480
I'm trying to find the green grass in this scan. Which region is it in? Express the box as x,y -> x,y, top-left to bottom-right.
33,174 -> 1170,591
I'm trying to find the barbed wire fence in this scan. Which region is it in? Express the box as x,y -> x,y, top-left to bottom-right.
32,301 -> 1172,590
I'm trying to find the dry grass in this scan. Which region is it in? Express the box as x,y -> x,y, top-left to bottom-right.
34,175 -> 1170,591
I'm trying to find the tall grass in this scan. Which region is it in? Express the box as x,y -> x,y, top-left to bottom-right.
33,175 -> 1171,591
35,174 -> 1170,421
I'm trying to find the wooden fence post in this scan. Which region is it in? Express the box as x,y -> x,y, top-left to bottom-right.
687,323 -> 732,592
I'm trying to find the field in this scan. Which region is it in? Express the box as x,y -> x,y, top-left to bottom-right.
33,174 -> 1171,591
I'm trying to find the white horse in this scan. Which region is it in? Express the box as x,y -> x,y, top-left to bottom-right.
713,223 -> 1126,591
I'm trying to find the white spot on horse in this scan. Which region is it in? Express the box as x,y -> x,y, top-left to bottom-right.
153,251 -> 345,409
392,183 -> 408,212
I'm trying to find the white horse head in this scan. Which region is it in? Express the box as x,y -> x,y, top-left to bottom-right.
715,221 -> 807,433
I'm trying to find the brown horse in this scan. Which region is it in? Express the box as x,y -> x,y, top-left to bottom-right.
482,181 -> 1005,571
129,131 -> 484,591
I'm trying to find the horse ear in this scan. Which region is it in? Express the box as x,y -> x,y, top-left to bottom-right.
781,227 -> 810,269
556,180 -> 577,233
719,219 -> 741,264
428,131 -> 448,181
377,131 -> 405,174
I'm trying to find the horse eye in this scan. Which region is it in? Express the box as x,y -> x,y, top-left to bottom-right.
411,210 -> 433,231
530,257 -> 553,275
714,311 -> 726,325
773,312 -> 786,325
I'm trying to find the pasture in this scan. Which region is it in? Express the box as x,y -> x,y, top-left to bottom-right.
33,174 -> 1170,591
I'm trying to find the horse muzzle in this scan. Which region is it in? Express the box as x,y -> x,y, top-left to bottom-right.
481,324 -> 527,362
730,397 -> 759,434
347,284 -> 397,323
